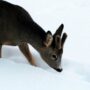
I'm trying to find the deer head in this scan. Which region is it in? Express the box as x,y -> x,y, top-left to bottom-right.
40,24 -> 67,72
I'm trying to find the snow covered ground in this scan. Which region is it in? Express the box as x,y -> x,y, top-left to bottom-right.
0,0 -> 90,90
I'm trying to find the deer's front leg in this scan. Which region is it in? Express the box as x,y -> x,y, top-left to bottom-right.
18,43 -> 36,66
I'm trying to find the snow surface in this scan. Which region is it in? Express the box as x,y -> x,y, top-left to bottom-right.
0,0 -> 90,90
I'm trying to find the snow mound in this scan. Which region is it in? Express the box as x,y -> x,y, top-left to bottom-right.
0,58 -> 90,90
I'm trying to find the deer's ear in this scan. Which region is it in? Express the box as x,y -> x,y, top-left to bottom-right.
54,24 -> 64,36
44,31 -> 53,47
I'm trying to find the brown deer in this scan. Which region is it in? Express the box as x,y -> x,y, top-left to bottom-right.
0,0 -> 67,72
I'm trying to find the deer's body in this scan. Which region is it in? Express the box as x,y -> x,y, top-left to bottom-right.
0,0 -> 67,72
0,1 -> 45,49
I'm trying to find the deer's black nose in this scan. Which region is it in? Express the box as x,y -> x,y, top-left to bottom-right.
54,68 -> 63,72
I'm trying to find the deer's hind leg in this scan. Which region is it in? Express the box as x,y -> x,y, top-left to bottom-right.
0,45 -> 2,58
18,43 -> 36,66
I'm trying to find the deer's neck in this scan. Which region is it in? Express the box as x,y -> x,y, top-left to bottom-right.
25,21 -> 46,52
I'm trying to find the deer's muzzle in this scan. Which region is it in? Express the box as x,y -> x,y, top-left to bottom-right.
54,68 -> 63,72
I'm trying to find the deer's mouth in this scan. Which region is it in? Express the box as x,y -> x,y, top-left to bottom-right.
54,68 -> 63,72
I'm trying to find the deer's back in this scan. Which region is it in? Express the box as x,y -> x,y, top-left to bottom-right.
0,1 -> 34,45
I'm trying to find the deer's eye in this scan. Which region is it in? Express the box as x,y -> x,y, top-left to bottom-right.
52,54 -> 57,60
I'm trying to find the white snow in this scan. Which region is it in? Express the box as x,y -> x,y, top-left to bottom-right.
0,0 -> 90,90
